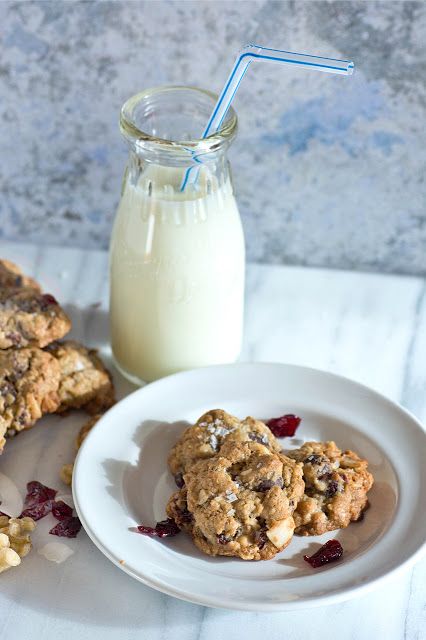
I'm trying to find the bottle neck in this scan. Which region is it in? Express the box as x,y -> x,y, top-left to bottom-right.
119,86 -> 238,197
126,148 -> 232,197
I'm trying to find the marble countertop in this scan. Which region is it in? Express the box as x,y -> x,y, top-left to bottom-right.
0,241 -> 425,640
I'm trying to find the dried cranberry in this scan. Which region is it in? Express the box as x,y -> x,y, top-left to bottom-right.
41,293 -> 58,306
217,533 -> 230,545
324,480 -> 339,498
21,500 -> 53,521
266,414 -> 301,437
24,481 -> 57,505
137,518 -> 180,538
52,500 -> 73,521
50,516 -> 82,538
304,539 -> 343,568
137,524 -> 159,537
20,481 -> 58,520
174,472 -> 184,488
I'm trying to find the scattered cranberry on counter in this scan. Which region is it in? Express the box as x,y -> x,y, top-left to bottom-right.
50,517 -> 82,539
52,500 -> 73,521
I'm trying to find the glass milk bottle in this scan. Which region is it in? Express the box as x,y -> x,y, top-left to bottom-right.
110,86 -> 245,384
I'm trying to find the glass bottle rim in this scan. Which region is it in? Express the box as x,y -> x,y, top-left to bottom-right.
120,85 -> 238,158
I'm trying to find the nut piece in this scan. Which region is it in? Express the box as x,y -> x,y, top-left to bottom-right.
0,515 -> 36,572
0,533 -> 21,573
60,463 -> 74,486
266,516 -> 295,548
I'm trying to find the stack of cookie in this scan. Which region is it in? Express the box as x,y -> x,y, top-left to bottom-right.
0,259 -> 115,457
166,410 -> 373,560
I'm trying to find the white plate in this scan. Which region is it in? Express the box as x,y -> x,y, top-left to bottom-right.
73,363 -> 426,611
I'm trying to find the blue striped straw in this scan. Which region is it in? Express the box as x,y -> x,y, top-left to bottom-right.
180,44 -> 354,191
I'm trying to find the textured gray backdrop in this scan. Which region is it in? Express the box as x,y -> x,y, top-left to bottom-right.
1,1 -> 425,274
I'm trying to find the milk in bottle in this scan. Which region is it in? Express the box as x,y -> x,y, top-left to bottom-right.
110,87 -> 245,383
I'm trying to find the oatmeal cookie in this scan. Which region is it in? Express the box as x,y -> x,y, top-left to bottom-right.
0,348 -> 60,445
167,440 -> 304,560
45,341 -> 115,414
0,260 -> 40,292
287,441 -> 374,536
0,288 -> 71,349
168,409 -> 282,484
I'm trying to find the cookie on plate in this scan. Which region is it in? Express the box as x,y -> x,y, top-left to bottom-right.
0,288 -> 71,349
45,341 -> 115,414
0,260 -> 41,292
167,440 -> 304,560
287,441 -> 374,536
168,409 -> 282,485
0,348 -> 61,447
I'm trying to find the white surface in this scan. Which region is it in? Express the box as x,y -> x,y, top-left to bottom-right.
73,362 -> 426,611
0,241 -> 425,637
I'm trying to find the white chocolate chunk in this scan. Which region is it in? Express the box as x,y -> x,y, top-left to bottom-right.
266,516 -> 295,548
38,542 -> 74,564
